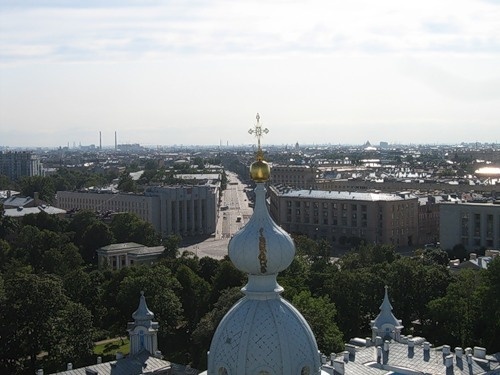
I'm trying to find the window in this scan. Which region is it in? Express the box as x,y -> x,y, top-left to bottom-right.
461,213 -> 469,236
487,214 -> 493,237
474,214 -> 480,236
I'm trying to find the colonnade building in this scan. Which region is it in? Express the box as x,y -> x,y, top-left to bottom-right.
440,201 -> 500,251
56,185 -> 218,238
269,185 -> 418,247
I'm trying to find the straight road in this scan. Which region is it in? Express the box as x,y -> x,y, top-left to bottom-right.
179,171 -> 254,259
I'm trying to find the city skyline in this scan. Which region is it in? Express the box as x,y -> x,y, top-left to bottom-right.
1,0 -> 500,148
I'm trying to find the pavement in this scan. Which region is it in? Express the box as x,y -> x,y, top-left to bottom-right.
178,171 -> 254,259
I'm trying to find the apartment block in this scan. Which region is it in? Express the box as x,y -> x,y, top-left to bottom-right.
0,151 -> 43,180
269,186 -> 418,247
270,165 -> 318,189
440,201 -> 500,251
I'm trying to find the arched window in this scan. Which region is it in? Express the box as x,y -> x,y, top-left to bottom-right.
218,367 -> 228,375
301,366 -> 310,375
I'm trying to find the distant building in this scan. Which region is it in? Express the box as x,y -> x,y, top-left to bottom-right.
440,201 -> 500,251
3,195 -> 36,209
96,242 -> 165,270
270,165 -> 318,189
269,186 -> 418,247
0,151 -> 43,180
449,250 -> 499,272
417,195 -> 443,246
56,185 -> 218,238
3,205 -> 66,219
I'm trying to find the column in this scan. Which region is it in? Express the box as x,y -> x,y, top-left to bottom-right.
166,200 -> 172,235
160,196 -> 167,236
182,199 -> 187,235
190,198 -> 195,235
174,201 -> 180,234
198,198 -> 203,234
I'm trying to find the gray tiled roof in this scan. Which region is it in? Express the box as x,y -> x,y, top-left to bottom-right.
323,340 -> 500,374
51,350 -> 171,375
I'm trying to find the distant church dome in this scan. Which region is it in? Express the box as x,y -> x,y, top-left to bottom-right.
207,116 -> 321,374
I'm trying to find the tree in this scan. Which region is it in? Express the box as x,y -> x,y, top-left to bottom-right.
387,257 -> 450,330
0,239 -> 11,272
117,172 -> 137,193
198,256 -> 221,283
161,234 -> 182,259
0,272 -> 93,374
67,210 -> 100,248
480,257 -> 500,352
428,269 -> 485,348
292,290 -> 344,354
110,212 -> 159,246
41,243 -> 84,276
20,175 -> 55,203
63,268 -> 106,326
175,265 -> 211,331
114,265 -> 183,356
210,259 -> 245,304
80,221 -> 114,264
191,287 -> 243,369
21,211 -> 66,233
415,247 -> 449,266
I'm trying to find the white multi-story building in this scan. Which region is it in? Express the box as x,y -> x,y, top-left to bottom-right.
56,184 -> 218,238
0,151 -> 43,180
440,201 -> 500,251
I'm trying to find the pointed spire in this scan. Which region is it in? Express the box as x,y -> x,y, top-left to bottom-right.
128,292 -> 159,356
371,286 -> 403,340
380,285 -> 393,312
132,291 -> 154,326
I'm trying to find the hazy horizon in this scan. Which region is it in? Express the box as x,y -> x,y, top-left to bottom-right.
1,0 -> 499,148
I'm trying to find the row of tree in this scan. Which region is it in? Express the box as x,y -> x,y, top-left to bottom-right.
0,209 -> 499,374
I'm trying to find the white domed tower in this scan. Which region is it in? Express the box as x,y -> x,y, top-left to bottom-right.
207,114 -> 321,375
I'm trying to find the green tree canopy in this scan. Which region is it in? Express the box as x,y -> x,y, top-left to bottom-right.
0,272 -> 93,374
110,212 -> 159,246
292,290 -> 344,354
20,175 -> 55,203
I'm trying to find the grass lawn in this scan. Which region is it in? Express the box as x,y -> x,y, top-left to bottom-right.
93,337 -> 130,357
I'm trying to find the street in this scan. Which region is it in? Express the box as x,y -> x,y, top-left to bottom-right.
179,171 -> 254,259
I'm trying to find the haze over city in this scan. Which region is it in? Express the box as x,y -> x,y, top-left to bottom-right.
1,0 -> 500,148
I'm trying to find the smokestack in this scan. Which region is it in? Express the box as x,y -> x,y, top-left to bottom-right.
115,131 -> 117,151
99,131 -> 102,150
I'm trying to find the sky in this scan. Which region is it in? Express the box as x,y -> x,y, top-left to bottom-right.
1,0 -> 500,148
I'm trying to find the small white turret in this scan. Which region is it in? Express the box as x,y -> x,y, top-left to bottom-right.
128,291 -> 159,355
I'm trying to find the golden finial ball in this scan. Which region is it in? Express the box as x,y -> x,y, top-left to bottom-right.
250,159 -> 270,182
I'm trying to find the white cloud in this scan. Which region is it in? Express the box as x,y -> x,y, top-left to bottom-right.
1,0 -> 500,147
1,0 -> 500,64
